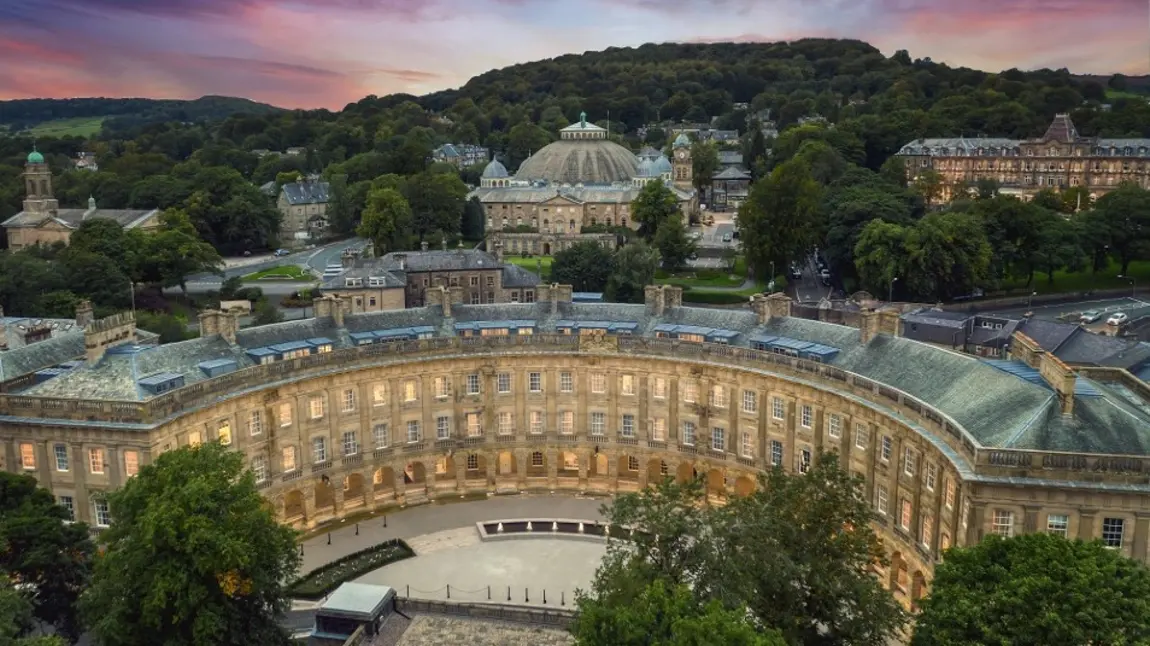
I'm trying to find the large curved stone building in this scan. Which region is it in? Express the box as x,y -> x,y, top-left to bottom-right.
3,285 -> 1150,610
514,117 -> 639,184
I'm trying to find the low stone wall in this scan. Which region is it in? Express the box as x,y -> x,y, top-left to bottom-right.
396,598 -> 577,629
476,518 -> 612,544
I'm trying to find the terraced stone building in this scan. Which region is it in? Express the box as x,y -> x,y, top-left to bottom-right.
2,285 -> 1150,610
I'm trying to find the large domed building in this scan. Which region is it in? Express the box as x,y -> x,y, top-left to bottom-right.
471,112 -> 697,257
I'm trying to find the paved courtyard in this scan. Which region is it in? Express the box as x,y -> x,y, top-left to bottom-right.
299,494 -> 607,573
356,528 -> 606,607
394,615 -> 573,646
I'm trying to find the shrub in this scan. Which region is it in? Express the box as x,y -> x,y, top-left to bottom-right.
288,538 -> 414,599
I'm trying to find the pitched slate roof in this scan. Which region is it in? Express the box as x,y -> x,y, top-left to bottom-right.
2,208 -> 158,230
280,180 -> 330,206
320,260 -> 406,290
379,249 -> 501,273
501,263 -> 540,288
713,167 -> 751,180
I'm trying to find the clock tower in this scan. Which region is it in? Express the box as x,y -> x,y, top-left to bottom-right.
671,133 -> 692,190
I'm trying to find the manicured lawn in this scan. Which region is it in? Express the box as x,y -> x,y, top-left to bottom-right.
999,260 -> 1150,296
25,117 -> 106,138
656,269 -> 744,288
241,265 -> 314,281
505,255 -> 553,279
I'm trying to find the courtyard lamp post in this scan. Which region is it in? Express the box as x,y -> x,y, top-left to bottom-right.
889,277 -> 898,304
1118,275 -> 1137,299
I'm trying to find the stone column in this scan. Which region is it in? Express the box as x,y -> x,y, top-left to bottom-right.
393,465 -> 407,504
578,450 -> 589,489
302,484 -> 318,528
1078,509 -> 1098,541
333,477 -> 345,513
455,458 -> 468,492
547,452 -> 559,488
1023,506 -> 1042,534
515,449 -> 529,487
1132,513 -> 1150,562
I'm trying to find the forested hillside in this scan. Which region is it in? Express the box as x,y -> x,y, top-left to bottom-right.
0,96 -> 282,134
2,38 -> 1149,318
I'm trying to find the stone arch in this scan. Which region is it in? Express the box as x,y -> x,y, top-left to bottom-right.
705,468 -> 725,497
559,451 -> 579,477
496,451 -> 516,476
617,454 -> 640,480
734,475 -> 755,497
315,477 -> 335,511
284,489 -> 305,521
373,466 -> 395,493
676,462 -> 697,484
543,243 -> 551,255
434,456 -> 456,482
404,461 -> 427,485
465,453 -> 487,479
910,571 -> 927,610
526,451 -> 546,478
590,453 -> 609,477
344,473 -> 365,502
647,458 -> 670,484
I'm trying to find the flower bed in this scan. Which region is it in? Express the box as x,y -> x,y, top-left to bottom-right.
289,538 -> 415,600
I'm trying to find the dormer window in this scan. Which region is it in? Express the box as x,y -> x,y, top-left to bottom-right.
345,277 -> 362,287
368,277 -> 385,287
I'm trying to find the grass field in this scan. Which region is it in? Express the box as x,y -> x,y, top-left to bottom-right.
506,255 -> 553,279
1000,259 -> 1150,295
1104,89 -> 1149,102
242,265 -> 315,281
12,117 -> 107,138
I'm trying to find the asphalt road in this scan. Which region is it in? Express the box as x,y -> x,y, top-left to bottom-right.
175,238 -> 366,295
981,296 -> 1150,324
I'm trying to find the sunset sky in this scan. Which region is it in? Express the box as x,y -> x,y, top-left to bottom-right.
0,0 -> 1146,110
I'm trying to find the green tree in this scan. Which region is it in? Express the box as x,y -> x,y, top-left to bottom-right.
461,196 -> 486,241
913,533 -> 1150,646
69,218 -> 139,274
0,472 -> 94,642
821,171 -> 912,282
1088,183 -> 1150,275
402,171 -> 468,242
853,219 -> 910,299
506,122 -> 552,169
137,210 -> 224,294
743,124 -> 769,181
0,575 -> 68,646
252,298 -> 283,325
573,579 -> 784,646
324,174 -> 356,236
738,159 -> 823,278
653,213 -> 695,272
80,442 -> 301,646
357,187 -> 413,256
605,241 -> 658,303
911,168 -> 945,208
690,140 -> 720,195
551,241 -> 615,292
584,452 -> 906,646
632,179 -> 681,240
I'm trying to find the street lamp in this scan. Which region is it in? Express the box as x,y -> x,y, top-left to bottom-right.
1027,291 -> 1037,309
128,278 -> 136,314
1118,275 -> 1136,299
889,277 -> 898,304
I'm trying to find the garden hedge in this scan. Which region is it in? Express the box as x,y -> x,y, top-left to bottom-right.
289,538 -> 415,600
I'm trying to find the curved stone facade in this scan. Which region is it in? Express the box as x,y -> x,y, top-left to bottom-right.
8,330 -> 1150,612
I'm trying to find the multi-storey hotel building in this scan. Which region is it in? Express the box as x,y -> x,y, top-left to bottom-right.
3,285 -> 1150,610
896,114 -> 1150,201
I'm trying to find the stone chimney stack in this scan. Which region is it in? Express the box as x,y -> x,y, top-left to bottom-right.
493,240 -> 504,262
750,292 -> 792,325
312,294 -> 350,327
75,300 -> 95,328
198,309 -> 238,344
860,308 -> 900,344
1009,332 -> 1076,415
394,254 -> 407,271
0,306 -> 7,351
425,285 -> 463,318
536,283 -> 573,315
644,285 -> 683,317
341,250 -> 358,269
84,311 -> 137,364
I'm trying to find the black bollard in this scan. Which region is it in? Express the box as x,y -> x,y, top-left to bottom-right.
487,586 -> 491,600
543,589 -> 547,604
355,523 -> 359,536
327,533 -> 331,545
406,584 -> 410,598
561,591 -> 565,606
507,586 -> 511,601
299,544 -> 304,556
525,588 -> 529,603
446,585 -> 450,599
383,515 -> 388,528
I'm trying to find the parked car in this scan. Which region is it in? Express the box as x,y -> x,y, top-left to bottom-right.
274,248 -> 291,257
721,233 -> 733,243
1079,310 -> 1103,323
1107,312 -> 1129,326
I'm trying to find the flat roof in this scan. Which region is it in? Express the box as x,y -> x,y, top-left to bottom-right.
318,582 -> 395,618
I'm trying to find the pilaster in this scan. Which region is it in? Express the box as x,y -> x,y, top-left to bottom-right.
1133,513 -> 1150,562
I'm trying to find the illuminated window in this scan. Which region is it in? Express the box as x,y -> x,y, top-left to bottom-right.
652,377 -> 667,399
124,450 -> 139,477
434,376 -> 450,398
88,448 -> 105,474
403,380 -> 418,402
19,443 -> 36,470
682,380 -> 697,403
373,383 -> 389,406
309,395 -> 326,420
282,446 -> 297,472
652,418 -> 666,442
529,411 -> 544,434
900,499 -> 913,530
945,478 -> 956,509
711,385 -> 727,408
279,402 -> 293,427
621,374 -> 635,396
497,412 -> 513,435
467,412 -> 483,437
217,420 -> 232,446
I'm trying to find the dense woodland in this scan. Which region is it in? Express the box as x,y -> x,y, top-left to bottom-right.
2,39 -> 1150,315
